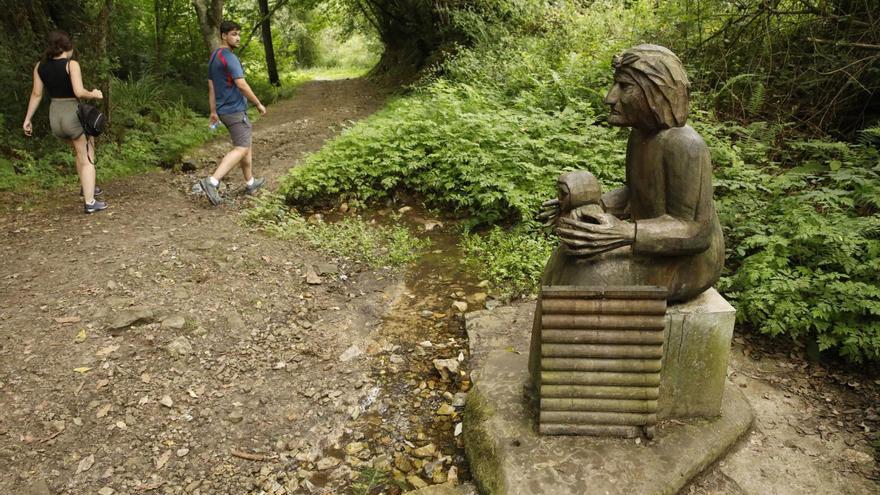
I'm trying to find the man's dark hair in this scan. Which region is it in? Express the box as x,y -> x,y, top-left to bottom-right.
45,30 -> 73,60
220,20 -> 241,35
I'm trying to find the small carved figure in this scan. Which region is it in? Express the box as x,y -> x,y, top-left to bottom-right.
539,170 -> 605,228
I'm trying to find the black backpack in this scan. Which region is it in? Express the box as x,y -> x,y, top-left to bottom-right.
77,103 -> 107,137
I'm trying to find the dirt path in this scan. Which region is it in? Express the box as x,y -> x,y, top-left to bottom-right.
0,78 -> 452,495
687,334 -> 880,494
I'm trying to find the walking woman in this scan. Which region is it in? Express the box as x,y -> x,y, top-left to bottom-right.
22,30 -> 107,213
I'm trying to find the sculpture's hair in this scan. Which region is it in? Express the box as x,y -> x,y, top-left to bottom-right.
612,44 -> 690,128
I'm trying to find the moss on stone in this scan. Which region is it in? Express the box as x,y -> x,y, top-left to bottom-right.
462,386 -> 503,494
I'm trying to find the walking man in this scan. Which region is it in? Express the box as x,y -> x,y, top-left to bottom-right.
199,20 -> 267,205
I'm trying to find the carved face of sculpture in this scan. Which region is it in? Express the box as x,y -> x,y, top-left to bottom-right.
557,182 -> 572,212
604,71 -> 654,129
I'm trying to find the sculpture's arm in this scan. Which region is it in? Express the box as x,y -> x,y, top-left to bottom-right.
601,186 -> 630,218
633,133 -> 714,256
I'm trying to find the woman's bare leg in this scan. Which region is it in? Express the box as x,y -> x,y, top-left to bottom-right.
72,135 -> 95,204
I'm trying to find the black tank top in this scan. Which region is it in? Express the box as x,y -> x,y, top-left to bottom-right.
37,58 -> 76,98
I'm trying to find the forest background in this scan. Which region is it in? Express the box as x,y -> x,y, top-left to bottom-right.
1,0 -> 879,363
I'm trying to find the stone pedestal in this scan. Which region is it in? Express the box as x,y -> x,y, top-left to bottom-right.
659,288 -> 735,419
463,302 -> 753,495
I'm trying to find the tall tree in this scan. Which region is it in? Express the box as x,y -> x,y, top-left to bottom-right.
96,0 -> 113,119
191,0 -> 223,51
154,0 -> 176,72
258,0 -> 280,86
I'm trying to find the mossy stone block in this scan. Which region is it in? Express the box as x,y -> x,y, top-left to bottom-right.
659,288 -> 735,419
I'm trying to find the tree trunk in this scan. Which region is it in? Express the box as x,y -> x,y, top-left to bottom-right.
96,0 -> 112,119
154,0 -> 164,72
4,0 -> 54,36
357,0 -> 459,78
191,0 -> 223,52
258,0 -> 279,86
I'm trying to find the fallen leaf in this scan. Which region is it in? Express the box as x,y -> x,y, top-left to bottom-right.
75,328 -> 87,343
73,367 -> 92,374
56,316 -> 82,324
76,453 -> 95,474
156,450 -> 172,470
95,345 -> 120,357
96,404 -> 112,418
135,481 -> 164,491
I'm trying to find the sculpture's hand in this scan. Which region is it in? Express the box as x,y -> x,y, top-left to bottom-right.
557,210 -> 635,257
537,198 -> 560,229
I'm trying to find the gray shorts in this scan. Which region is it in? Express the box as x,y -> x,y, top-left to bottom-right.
219,111 -> 252,148
49,98 -> 84,140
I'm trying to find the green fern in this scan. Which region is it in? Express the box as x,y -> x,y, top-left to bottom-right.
748,81 -> 765,115
713,73 -> 758,103
857,126 -> 880,146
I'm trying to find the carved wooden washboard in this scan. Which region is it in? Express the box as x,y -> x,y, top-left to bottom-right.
536,286 -> 667,438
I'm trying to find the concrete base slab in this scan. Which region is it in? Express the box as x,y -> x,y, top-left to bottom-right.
465,304 -> 754,495
464,349 -> 753,495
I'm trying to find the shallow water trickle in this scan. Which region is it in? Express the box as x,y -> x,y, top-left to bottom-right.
353,208 -> 486,488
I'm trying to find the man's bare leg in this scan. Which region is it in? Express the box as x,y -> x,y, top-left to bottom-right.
239,146 -> 253,182
211,146 -> 249,182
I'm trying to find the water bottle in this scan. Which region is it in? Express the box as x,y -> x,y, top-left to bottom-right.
209,121 -> 220,131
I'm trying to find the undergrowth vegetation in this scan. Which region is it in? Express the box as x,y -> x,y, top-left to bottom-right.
709,122 -> 880,362
245,194 -> 429,268
278,1 -> 880,362
460,223 -> 555,299
279,3 -> 637,225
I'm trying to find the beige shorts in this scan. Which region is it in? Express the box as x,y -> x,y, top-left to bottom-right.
49,98 -> 84,140
219,111 -> 252,148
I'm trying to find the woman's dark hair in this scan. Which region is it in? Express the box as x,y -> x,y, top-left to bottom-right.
45,30 -> 73,60
220,20 -> 241,35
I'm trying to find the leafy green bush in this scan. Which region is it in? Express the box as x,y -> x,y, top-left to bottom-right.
316,30 -> 380,69
706,122 -> 880,362
279,84 -> 624,226
245,194 -> 429,268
